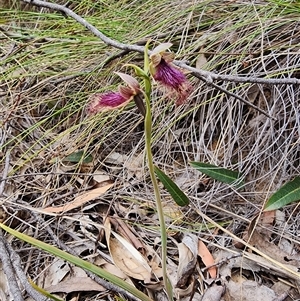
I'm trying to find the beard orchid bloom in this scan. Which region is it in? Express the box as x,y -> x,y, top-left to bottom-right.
150,43 -> 193,105
86,72 -> 141,115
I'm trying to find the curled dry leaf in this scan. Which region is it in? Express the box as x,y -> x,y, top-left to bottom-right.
104,218 -> 152,282
198,239 -> 217,279
110,216 -> 146,254
42,184 -> 113,213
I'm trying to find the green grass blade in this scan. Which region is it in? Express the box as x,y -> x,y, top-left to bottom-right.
190,162 -> 244,187
0,223 -> 153,301
154,166 -> 189,206
264,177 -> 300,211
63,150 -> 93,163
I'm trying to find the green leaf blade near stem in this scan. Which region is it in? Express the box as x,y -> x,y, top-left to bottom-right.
190,161 -> 244,187
264,176 -> 300,211
154,166 -> 189,206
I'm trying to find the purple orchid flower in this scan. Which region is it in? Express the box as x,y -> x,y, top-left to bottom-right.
150,43 -> 193,105
86,72 -> 141,115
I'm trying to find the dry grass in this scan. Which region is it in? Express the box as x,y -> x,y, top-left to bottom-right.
0,0 -> 300,300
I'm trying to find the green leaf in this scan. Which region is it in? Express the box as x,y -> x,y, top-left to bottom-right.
154,166 -> 189,206
190,161 -> 244,187
63,150 -> 93,163
264,176 -> 300,211
0,223 -> 153,301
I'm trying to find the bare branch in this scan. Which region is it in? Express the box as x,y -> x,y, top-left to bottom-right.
21,0 -> 300,86
176,60 -> 300,85
0,231 -> 24,301
5,241 -> 50,301
21,0 -> 144,53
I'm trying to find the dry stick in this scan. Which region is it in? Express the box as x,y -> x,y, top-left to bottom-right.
212,82 -> 276,120
0,230 -> 24,301
201,253 -> 242,273
21,0 -> 300,87
4,241 -> 50,301
0,149 -> 10,195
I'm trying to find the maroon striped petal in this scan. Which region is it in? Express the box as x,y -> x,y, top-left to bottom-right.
86,91 -> 131,115
152,59 -> 193,105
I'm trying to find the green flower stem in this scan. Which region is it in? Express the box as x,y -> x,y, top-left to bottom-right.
144,95 -> 172,300
129,40 -> 172,299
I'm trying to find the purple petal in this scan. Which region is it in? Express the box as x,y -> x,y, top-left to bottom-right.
152,58 -> 193,105
86,91 -> 130,115
154,59 -> 187,90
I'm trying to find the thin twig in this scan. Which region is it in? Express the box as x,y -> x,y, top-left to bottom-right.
0,149 -> 10,195
4,241 -> 50,301
21,0 -> 300,86
207,80 -> 276,120
201,253 -> 242,273
0,230 -> 24,301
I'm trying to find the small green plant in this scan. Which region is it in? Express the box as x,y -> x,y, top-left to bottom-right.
189,162 -> 300,211
190,161 -> 244,188
85,41 -> 193,300
264,176 -> 300,211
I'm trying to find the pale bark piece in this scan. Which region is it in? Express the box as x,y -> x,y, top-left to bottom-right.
195,48 -> 208,70
0,265 -> 13,301
93,171 -> 110,183
202,284 -> 225,301
176,234 -> 198,288
226,279 -> 276,301
42,184 -> 113,213
124,152 -> 145,180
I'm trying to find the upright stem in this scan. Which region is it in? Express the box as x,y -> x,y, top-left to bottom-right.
144,97 -> 172,300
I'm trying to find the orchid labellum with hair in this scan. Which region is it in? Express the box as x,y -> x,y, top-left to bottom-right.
149,43 -> 193,105
86,72 -> 142,114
